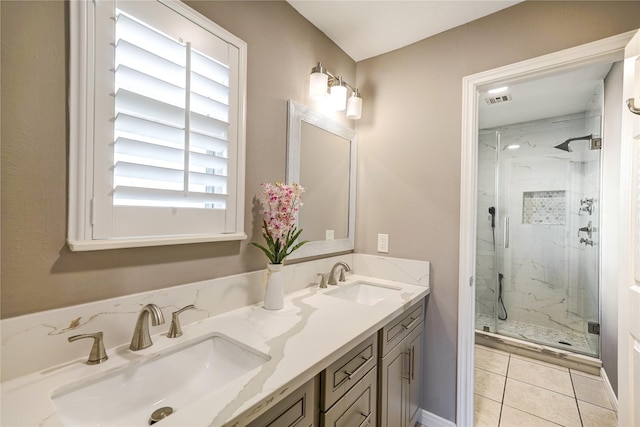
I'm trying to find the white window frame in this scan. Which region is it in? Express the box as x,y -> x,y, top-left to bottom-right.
68,0 -> 247,251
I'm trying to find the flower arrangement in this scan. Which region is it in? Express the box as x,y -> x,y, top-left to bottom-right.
250,182 -> 309,264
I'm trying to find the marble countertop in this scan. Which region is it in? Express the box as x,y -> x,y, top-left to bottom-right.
1,274 -> 429,427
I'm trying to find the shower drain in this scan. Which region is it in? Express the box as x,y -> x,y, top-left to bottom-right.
149,407 -> 174,425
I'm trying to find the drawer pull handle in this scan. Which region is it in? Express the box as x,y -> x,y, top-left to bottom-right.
358,411 -> 372,427
344,355 -> 373,379
402,316 -> 420,330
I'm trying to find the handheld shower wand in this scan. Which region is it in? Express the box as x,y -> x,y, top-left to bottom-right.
488,206 -> 496,229
488,206 -> 507,321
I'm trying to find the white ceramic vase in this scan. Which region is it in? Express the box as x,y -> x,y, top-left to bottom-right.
264,263 -> 284,310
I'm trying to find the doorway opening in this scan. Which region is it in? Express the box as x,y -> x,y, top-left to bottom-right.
456,30 -> 637,426
475,62 -> 611,359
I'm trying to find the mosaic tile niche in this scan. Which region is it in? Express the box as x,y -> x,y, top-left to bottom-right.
522,190 -> 566,225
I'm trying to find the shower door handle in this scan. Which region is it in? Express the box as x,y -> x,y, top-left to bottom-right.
627,98 -> 640,116
503,216 -> 510,249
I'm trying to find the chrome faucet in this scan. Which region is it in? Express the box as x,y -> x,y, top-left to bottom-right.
68,331 -> 108,365
328,261 -> 351,285
130,304 -> 165,351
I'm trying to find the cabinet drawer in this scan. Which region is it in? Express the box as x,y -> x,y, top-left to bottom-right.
321,366 -> 377,427
321,333 -> 377,411
247,377 -> 317,427
379,299 -> 424,356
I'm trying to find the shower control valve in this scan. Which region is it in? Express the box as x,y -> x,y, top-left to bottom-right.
579,198 -> 594,215
580,237 -> 594,247
578,221 -> 596,238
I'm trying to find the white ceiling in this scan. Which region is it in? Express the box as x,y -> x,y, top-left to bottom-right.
478,62 -> 614,129
287,0 -> 615,128
287,0 -> 523,62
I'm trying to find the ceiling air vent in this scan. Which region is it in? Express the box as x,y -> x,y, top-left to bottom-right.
484,94 -> 512,105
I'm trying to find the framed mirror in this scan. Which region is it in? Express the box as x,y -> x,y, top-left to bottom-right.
286,100 -> 357,260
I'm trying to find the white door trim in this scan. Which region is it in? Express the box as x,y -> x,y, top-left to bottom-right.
617,29 -> 640,427
457,30 -> 637,426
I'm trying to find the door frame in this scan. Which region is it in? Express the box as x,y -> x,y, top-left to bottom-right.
457,30 -> 637,426
617,29 -> 640,427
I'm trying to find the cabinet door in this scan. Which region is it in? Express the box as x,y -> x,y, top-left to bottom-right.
406,325 -> 424,426
378,339 -> 407,427
247,378 -> 316,427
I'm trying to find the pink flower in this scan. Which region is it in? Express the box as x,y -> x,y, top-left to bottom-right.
257,182 -> 304,242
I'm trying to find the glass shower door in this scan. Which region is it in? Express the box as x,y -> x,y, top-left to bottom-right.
494,114 -> 600,357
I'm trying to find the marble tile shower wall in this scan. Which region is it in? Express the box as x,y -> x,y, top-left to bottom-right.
476,113 -> 600,351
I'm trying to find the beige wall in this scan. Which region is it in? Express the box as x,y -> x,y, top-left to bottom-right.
0,0 -> 355,318
3,0 -> 640,422
355,1 -> 640,421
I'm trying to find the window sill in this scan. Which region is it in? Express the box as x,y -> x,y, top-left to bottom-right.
67,233 -> 247,252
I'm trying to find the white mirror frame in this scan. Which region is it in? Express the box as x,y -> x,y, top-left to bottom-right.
286,100 -> 357,260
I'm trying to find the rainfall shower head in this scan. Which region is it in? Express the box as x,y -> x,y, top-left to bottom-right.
554,134 -> 593,152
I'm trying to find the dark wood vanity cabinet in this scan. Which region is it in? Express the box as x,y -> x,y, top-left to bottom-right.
246,298 -> 425,427
318,298 -> 425,427
378,299 -> 425,427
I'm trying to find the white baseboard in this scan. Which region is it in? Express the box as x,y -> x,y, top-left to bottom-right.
419,409 -> 456,427
600,367 -> 619,412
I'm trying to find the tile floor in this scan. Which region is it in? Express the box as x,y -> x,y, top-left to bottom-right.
474,345 -> 617,427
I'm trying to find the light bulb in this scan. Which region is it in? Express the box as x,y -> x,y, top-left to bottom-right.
330,79 -> 347,111
346,91 -> 362,120
309,63 -> 328,99
309,72 -> 328,99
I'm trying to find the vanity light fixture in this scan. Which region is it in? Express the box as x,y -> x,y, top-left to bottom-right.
309,62 -> 362,120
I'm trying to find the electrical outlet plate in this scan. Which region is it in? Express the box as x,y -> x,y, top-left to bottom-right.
325,230 -> 334,240
377,234 -> 389,253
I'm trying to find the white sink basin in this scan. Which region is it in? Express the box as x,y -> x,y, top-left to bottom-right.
325,281 -> 401,305
51,333 -> 269,426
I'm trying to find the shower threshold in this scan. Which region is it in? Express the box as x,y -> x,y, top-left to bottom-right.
475,329 -> 602,375
475,313 -> 598,357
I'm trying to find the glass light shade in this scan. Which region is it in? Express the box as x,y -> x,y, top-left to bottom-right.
330,84 -> 347,111
309,72 -> 328,99
346,93 -> 362,120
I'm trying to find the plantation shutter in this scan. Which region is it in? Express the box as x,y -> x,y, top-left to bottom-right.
91,0 -> 242,240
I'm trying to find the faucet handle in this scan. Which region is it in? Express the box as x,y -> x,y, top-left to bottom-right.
68,331 -> 108,365
317,273 -> 327,289
168,304 -> 196,338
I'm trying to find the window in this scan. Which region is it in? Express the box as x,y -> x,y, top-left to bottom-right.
68,0 -> 247,251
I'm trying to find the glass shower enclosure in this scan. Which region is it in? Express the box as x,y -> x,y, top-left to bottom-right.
475,111 -> 601,358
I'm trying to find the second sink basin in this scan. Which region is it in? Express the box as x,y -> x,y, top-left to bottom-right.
325,281 -> 401,305
52,333 -> 269,426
